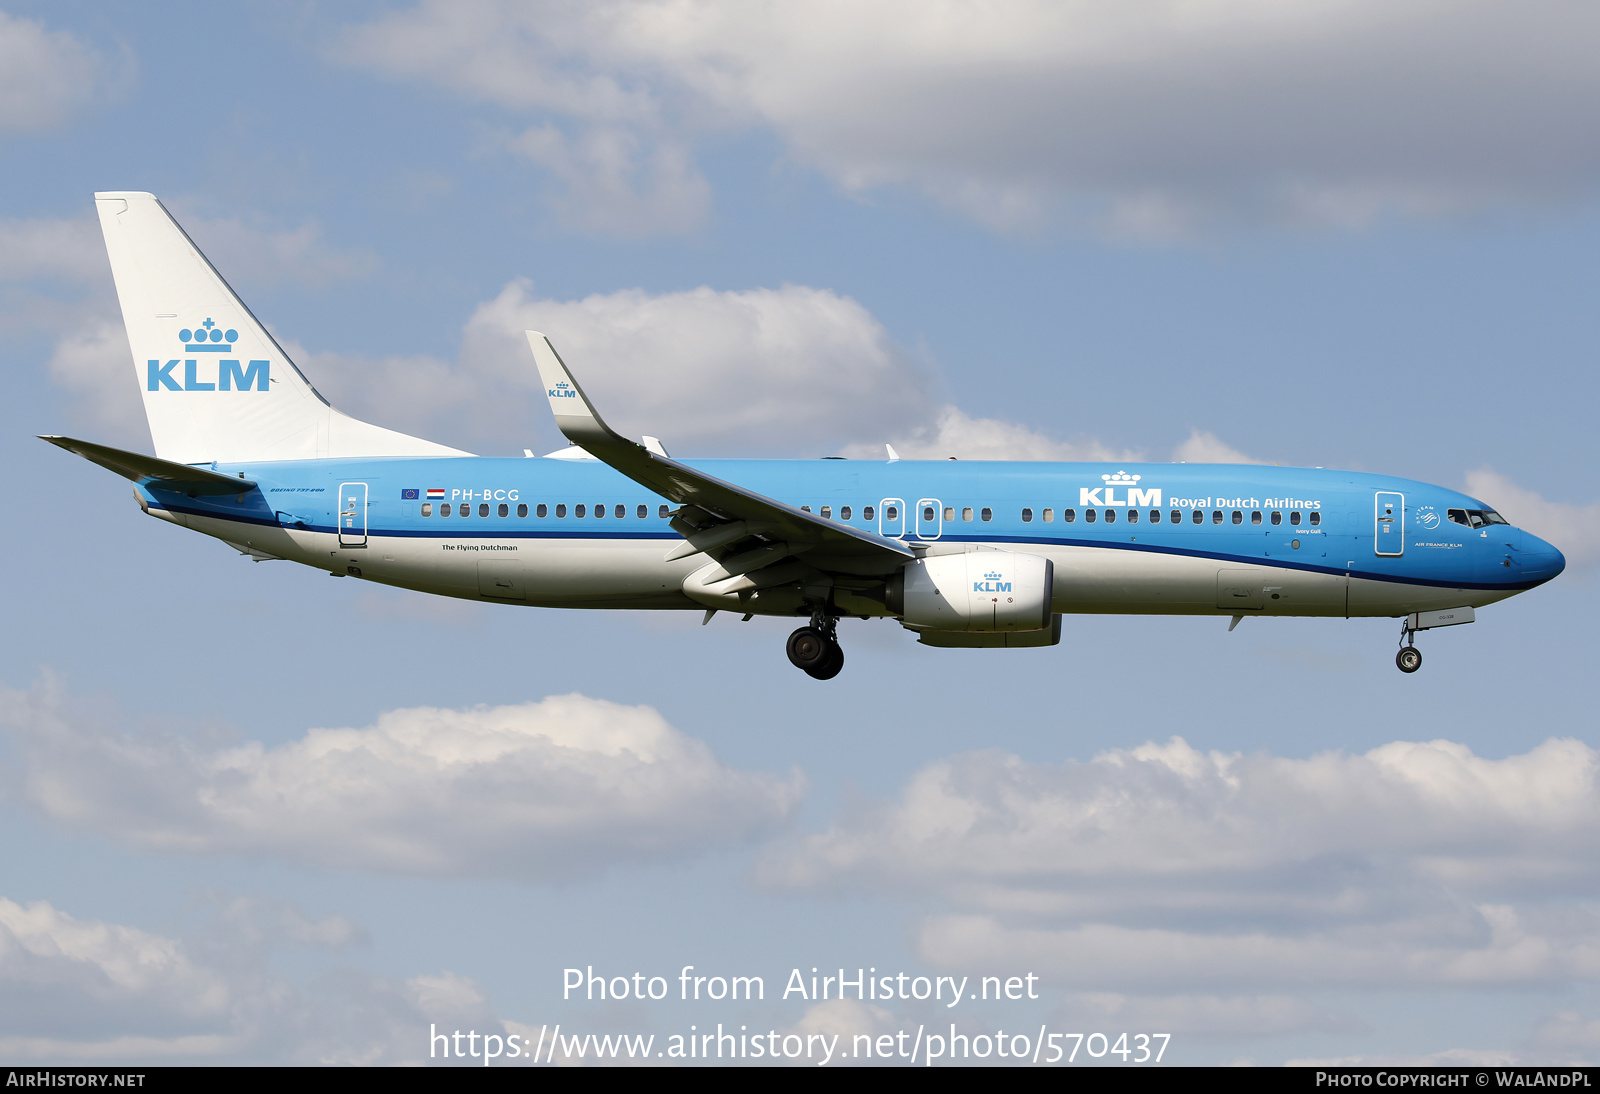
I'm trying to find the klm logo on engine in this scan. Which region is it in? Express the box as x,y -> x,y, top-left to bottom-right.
974,570 -> 1012,593
1080,470 -> 1161,508
549,381 -> 577,399
147,318 -> 269,392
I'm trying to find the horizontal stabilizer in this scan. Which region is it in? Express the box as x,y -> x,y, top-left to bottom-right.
40,435 -> 256,496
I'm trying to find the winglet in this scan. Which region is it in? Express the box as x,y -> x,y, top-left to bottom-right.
526,332 -> 624,451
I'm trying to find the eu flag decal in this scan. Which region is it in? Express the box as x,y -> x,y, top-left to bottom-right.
401,488 -> 419,500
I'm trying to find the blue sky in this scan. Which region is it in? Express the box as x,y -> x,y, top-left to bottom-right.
3,0 -> 1600,1066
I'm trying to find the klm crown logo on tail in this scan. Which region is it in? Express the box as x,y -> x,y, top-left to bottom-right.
147,317 -> 269,392
549,380 -> 577,399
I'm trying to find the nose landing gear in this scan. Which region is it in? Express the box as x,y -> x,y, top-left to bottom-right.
787,612 -> 844,680
1395,617 -> 1422,673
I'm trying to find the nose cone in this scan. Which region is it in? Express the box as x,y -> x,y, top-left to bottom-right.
1519,532 -> 1566,585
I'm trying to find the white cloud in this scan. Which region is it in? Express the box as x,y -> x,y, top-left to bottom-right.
0,894 -> 501,1064
505,123 -> 711,235
307,279 -> 935,456
1171,429 -> 1265,465
1466,468 -> 1600,568
44,318 -> 148,450
844,406 -> 1140,462
763,736 -> 1600,994
0,216 -> 106,282
2,677 -> 802,879
338,1 -> 1600,235
168,207 -> 379,289
0,12 -> 120,133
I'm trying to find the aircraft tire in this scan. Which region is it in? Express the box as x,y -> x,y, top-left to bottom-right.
787,627 -> 830,671
806,640 -> 845,680
1396,647 -> 1422,673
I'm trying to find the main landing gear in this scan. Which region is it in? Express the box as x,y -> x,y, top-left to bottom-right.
1396,618 -> 1422,674
787,612 -> 844,680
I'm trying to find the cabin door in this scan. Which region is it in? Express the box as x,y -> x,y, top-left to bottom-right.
338,482 -> 368,548
1374,492 -> 1404,557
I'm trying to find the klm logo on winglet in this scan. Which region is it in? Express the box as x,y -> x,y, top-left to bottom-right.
548,381 -> 576,399
1080,470 -> 1162,508
147,319 -> 269,392
974,570 -> 1012,593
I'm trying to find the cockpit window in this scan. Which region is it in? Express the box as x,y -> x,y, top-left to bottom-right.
1451,507 -> 1509,528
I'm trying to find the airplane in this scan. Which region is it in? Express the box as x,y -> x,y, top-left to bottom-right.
44,192 -> 1566,680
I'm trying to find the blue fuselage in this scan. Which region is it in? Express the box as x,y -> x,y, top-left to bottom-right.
140,456 -> 1565,619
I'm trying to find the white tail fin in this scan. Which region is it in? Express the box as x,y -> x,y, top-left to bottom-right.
93,192 -> 468,463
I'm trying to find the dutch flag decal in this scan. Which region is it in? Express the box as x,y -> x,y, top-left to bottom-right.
426,489 -> 445,499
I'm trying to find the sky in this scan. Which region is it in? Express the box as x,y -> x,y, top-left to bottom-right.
2,0 -> 1600,1067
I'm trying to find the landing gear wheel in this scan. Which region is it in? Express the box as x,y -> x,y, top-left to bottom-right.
786,627 -> 829,672
806,640 -> 844,680
1396,646 -> 1422,673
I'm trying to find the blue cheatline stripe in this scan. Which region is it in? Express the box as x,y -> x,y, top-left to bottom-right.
147,501 -> 1539,592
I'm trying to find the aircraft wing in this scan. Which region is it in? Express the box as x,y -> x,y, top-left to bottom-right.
526,333 -> 913,578
41,435 -> 258,496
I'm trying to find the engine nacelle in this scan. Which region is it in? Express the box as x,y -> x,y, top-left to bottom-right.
889,551 -> 1054,632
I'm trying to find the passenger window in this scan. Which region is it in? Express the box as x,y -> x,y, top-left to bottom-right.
1309,511 -> 1321,526
1021,508 -> 1033,523
421,503 -> 432,517
1085,508 -> 1097,523
1043,508 -> 1054,523
962,507 -> 973,521
1063,509 -> 1075,523
841,506 -> 852,520
440,503 -> 451,516
1251,511 -> 1261,525
636,505 -> 645,518
1104,509 -> 1116,523
1149,510 -> 1160,523
820,505 -> 832,519
1211,510 -> 1222,524
1127,508 -> 1138,523
556,504 -> 567,518
659,505 -> 670,518
887,505 -> 899,521
536,503 -> 548,518
864,506 -> 875,520
980,507 -> 992,521
923,506 -> 935,522
1290,511 -> 1302,526
498,503 -> 509,517
801,505 -> 812,513
615,504 -> 625,518
479,503 -> 490,517
575,504 -> 586,518
1231,511 -> 1242,525
1192,510 -> 1202,524
593,503 -> 604,518
1271,511 -> 1281,525
944,507 -> 954,521
461,503 -> 470,518
518,504 -> 528,517
1170,510 -> 1180,523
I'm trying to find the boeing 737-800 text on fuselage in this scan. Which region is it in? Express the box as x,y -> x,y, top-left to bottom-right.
45,193 -> 1565,679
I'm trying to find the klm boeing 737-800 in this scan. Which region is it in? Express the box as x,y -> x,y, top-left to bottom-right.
45,192 -> 1565,679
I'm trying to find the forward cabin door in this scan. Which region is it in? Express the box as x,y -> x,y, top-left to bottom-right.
1374,492 -> 1403,557
338,482 -> 368,548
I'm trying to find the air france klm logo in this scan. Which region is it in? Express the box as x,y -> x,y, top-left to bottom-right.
974,570 -> 1012,593
549,381 -> 576,399
1080,471 -> 1161,508
147,318 -> 269,392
